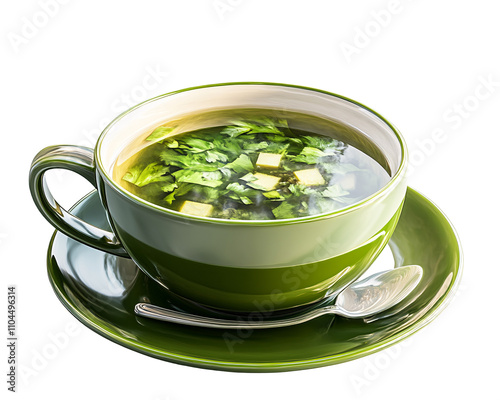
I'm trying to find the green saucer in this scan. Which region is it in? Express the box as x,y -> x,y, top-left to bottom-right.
47,188 -> 462,372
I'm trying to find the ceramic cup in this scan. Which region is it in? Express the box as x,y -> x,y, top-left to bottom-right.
29,83 -> 408,312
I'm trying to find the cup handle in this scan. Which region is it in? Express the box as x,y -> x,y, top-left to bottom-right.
29,145 -> 129,257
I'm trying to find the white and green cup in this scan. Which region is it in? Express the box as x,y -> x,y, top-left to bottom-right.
30,83 -> 408,312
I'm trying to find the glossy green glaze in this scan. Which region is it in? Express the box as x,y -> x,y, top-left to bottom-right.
47,188 -> 462,372
28,145 -> 128,257
97,167 -> 406,311
32,83 -> 408,311
101,186 -> 404,311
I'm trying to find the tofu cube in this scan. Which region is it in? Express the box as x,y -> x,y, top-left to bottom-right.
180,201 -> 213,217
339,173 -> 356,191
294,168 -> 325,186
251,173 -> 281,191
256,153 -> 282,169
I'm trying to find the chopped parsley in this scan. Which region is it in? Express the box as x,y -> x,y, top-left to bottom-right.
118,115 -> 383,220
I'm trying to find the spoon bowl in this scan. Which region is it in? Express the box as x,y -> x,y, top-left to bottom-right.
135,265 -> 423,329
335,264 -> 423,318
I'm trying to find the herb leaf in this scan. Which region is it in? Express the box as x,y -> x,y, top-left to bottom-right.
290,147 -> 327,164
321,185 -> 349,200
242,141 -> 269,152
220,126 -> 252,137
146,126 -> 176,143
288,183 -> 317,196
266,142 -> 290,154
205,150 -> 229,163
300,135 -> 341,151
173,170 -> 223,188
212,138 -> 243,156
322,163 -> 363,175
224,182 -> 261,205
263,191 -> 285,201
164,138 -> 179,148
271,202 -> 296,219
224,154 -> 254,173
179,137 -> 214,153
221,117 -> 286,137
164,183 -> 194,204
122,163 -> 170,187
161,182 -> 178,193
160,150 -> 221,171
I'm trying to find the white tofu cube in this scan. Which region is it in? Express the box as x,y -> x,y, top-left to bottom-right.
294,168 -> 325,186
251,173 -> 281,191
256,153 -> 282,169
339,173 -> 356,191
180,201 -> 213,217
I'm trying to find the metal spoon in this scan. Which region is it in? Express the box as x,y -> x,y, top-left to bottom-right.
134,264 -> 423,329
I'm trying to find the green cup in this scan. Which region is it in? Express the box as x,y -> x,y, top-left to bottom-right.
29,83 -> 408,312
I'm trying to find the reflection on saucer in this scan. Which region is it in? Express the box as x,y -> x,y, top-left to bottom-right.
47,188 -> 462,372
64,240 -> 139,299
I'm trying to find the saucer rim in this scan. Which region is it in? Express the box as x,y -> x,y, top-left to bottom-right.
46,187 -> 463,371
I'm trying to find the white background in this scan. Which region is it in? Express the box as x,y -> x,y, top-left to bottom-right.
1,0 -> 499,398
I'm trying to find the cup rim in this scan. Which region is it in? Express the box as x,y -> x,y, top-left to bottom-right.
95,82 -> 408,225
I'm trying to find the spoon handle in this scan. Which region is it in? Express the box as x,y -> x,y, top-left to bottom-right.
134,303 -> 337,329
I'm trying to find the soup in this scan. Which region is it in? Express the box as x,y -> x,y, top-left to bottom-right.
112,109 -> 390,220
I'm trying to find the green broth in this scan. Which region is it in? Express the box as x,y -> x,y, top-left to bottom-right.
112,109 -> 390,220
